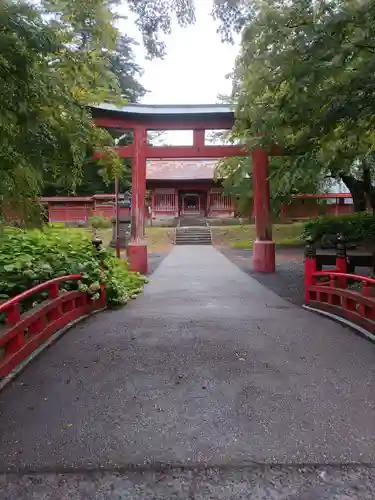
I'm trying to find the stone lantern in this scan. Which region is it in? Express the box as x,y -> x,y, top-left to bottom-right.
110,191 -> 131,248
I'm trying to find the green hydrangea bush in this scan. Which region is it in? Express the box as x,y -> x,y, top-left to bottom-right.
0,227 -> 146,310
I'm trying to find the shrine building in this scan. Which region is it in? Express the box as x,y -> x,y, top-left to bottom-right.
147,158 -> 234,224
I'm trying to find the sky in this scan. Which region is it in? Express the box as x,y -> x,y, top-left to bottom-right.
118,0 -> 240,144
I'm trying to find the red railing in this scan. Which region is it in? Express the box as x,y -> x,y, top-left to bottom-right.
0,275 -> 106,377
304,236 -> 375,334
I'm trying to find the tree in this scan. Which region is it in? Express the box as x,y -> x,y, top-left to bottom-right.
226,0 -> 375,213
0,0 -> 126,224
125,0 -> 196,58
211,0 -> 254,42
1,0 -> 199,223
109,34 -> 147,102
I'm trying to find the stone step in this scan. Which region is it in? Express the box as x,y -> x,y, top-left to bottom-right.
175,241 -> 212,245
175,232 -> 211,237
175,235 -> 212,245
176,239 -> 212,243
176,233 -> 211,237
175,225 -> 212,246
178,218 -> 207,227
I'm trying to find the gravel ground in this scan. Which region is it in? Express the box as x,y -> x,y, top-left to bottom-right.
219,248 -> 306,306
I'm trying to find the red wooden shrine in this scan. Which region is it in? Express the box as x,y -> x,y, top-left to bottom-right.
92,103 -> 276,274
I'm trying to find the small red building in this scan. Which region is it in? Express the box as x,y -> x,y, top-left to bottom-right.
42,194 -> 130,224
147,159 -> 234,223
282,193 -> 354,220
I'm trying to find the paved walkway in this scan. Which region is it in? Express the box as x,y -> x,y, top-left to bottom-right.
0,246 -> 375,497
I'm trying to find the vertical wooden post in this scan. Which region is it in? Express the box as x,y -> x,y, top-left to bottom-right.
304,237 -> 316,304
335,233 -> 347,288
151,190 -> 155,218
175,190 -> 179,218
127,126 -> 148,274
251,148 -> 275,272
193,129 -> 205,150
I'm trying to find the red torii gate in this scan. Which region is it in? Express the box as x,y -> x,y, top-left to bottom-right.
92,103 -> 275,274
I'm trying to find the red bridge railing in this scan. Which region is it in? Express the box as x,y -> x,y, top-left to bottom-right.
304,235 -> 375,334
0,275 -> 106,377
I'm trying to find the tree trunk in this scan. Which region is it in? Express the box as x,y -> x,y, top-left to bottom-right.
361,165 -> 375,215
340,174 -> 366,212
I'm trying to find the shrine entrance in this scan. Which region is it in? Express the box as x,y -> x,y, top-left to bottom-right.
182,193 -> 200,215
92,103 -> 276,274
179,191 -> 207,217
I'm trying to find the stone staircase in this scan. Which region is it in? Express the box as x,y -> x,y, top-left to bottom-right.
178,217 -> 207,227
175,219 -> 212,245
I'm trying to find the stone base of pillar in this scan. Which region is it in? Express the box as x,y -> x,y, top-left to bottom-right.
127,244 -> 148,274
253,240 -> 276,273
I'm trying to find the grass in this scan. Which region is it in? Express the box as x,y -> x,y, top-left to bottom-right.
211,223 -> 305,250
95,226 -> 174,252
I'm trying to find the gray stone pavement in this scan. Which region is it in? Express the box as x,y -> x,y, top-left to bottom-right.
0,246 -> 374,498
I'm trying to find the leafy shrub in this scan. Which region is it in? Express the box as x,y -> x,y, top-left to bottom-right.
302,213 -> 375,246
0,227 -> 145,308
88,215 -> 112,229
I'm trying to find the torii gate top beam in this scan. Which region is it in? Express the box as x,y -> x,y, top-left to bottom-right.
91,103 -> 235,131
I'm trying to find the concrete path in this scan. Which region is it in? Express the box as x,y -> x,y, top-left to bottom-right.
0,246 -> 374,497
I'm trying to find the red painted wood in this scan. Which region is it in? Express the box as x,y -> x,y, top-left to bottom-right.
251,148 -> 275,272
304,256 -> 317,304
95,144 -> 248,159
305,269 -> 375,333
0,276 -> 106,377
252,148 -> 272,242
128,126 -> 148,273
144,145 -> 247,159
252,241 -> 276,273
94,117 -> 235,131
193,129 -> 205,148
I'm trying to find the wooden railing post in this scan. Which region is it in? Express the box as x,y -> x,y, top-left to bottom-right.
360,280 -> 373,317
6,303 -> 20,325
336,233 -> 347,288
4,302 -> 24,357
48,282 -> 60,299
304,236 -> 316,304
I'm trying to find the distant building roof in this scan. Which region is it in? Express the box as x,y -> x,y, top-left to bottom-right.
146,159 -> 217,180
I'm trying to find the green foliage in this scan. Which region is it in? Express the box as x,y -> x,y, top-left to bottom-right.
217,154 -> 322,217
125,0 -> 196,58
302,213 -> 375,246
0,227 -> 145,307
228,0 -> 375,212
0,0 -> 124,222
88,215 -> 112,229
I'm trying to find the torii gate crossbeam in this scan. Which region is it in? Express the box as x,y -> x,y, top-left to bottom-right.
92,103 -> 276,274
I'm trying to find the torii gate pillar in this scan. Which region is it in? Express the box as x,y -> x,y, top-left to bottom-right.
127,126 -> 148,274
252,148 -> 276,272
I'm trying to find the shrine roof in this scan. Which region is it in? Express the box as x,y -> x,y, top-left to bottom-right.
92,103 -> 233,117
146,159 -> 217,180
